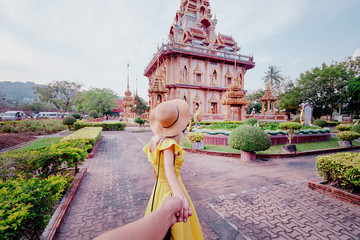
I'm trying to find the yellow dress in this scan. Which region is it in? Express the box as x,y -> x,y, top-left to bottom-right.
143,138 -> 204,240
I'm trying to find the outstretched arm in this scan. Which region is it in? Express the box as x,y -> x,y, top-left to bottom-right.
94,197 -> 182,240
163,147 -> 192,223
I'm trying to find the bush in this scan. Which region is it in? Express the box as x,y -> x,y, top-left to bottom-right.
316,152 -> 360,193
0,175 -> 69,239
88,110 -> 99,118
336,131 -> 360,141
279,122 -> 302,145
336,124 -> 352,132
62,127 -> 102,145
229,125 -> 271,152
243,118 -> 257,126
187,132 -> 205,143
73,121 -> 126,131
327,121 -> 340,127
294,117 -> 300,123
71,113 -> 81,119
63,116 -> 77,129
0,119 -> 66,135
134,116 -> 145,128
313,119 -> 327,127
351,124 -> 360,134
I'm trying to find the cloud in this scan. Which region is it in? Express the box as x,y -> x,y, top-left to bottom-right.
352,49 -> 360,59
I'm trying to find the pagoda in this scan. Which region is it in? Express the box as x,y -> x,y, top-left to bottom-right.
144,0 -> 255,120
123,63 -> 135,118
260,82 -> 277,114
220,51 -> 249,120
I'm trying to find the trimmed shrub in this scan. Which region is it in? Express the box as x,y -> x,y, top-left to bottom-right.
0,175 -> 69,239
62,127 -> 102,145
336,131 -> 360,141
336,124 -> 352,132
63,116 -> 77,129
229,125 -> 271,152
351,124 -> 360,134
88,110 -> 99,118
71,113 -> 81,119
0,119 -> 65,135
279,122 -> 302,145
134,116 -> 145,128
313,119 -> 327,127
187,132 -> 205,143
327,121 -> 340,127
243,118 -> 257,126
294,117 -> 300,123
316,152 -> 360,193
73,121 -> 126,131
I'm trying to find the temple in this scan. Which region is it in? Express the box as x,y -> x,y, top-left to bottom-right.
144,0 -> 255,120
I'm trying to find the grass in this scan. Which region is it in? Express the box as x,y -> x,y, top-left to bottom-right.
21,137 -> 62,150
182,137 -> 360,154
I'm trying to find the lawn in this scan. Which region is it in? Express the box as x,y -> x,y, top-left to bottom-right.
183,137 -> 360,154
21,137 -> 62,150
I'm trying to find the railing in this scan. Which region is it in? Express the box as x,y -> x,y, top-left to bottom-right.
144,43 -> 254,75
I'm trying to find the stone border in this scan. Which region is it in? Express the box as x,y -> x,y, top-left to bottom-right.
41,168 -> 87,240
87,135 -> 102,159
184,145 -> 360,158
308,179 -> 360,206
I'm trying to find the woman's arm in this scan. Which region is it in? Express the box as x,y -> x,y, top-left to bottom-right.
163,146 -> 192,222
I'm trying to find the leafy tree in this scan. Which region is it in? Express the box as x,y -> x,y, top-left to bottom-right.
345,76 -> 360,116
76,88 -> 118,116
279,81 -> 302,116
130,95 -> 149,116
23,100 -> 54,112
34,80 -> 82,115
246,89 -> 264,114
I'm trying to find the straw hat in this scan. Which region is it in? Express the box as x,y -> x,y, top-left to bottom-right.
150,99 -> 190,137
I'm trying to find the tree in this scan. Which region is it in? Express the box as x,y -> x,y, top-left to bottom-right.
130,95 -> 149,116
34,80 -> 82,115
345,76 -> 360,116
262,65 -> 284,87
246,89 -> 264,114
23,100 -> 55,112
76,88 -> 118,116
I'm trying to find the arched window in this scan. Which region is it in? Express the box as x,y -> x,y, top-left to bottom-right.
183,66 -> 188,82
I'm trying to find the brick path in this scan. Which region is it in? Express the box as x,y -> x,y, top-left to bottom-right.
58,131 -> 360,239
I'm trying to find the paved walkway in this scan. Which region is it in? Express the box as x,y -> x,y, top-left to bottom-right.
58,131 -> 360,239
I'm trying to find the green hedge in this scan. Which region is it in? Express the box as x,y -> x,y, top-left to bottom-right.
0,119 -> 66,135
313,119 -> 328,127
0,140 -> 90,181
336,124 -> 353,132
336,131 -> 360,141
0,175 -> 69,239
243,118 -> 257,126
316,152 -> 360,193
229,125 -> 271,152
352,124 -> 360,134
62,127 -> 102,145
327,121 -> 340,127
73,121 -> 126,131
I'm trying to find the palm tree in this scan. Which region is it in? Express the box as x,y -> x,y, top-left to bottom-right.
262,65 -> 284,86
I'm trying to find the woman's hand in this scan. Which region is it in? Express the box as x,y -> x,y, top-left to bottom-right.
175,195 -> 192,223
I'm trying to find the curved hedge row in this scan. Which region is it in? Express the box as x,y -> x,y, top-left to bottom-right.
73,121 -> 126,131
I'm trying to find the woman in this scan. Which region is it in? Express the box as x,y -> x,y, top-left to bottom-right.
143,99 -> 203,240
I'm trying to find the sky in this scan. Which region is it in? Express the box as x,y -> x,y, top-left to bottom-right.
0,0 -> 359,100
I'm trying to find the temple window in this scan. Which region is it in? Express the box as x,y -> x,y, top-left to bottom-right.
211,70 -> 217,85
227,77 -> 232,86
196,73 -> 202,83
182,66 -> 188,82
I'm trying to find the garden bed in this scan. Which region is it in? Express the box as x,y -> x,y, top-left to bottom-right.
0,133 -> 36,150
308,179 -> 360,206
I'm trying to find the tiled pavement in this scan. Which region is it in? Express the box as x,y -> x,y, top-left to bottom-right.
58,130 -> 360,239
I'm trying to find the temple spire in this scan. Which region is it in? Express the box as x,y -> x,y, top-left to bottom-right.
127,62 -> 130,91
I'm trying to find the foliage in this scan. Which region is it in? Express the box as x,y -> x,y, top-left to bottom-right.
22,137 -> 62,151
313,119 -> 328,127
202,122 -> 242,131
62,127 -> 102,145
130,95 -> 149,116
245,90 -> 264,114
0,119 -> 66,135
279,122 -> 302,145
262,65 -> 284,87
243,118 -> 257,126
326,121 -> 340,127
258,121 -> 280,130
73,121 -> 126,131
336,124 -> 353,132
280,62 -> 354,119
187,132 -> 205,143
71,113 -> 81,119
76,88 -> 118,116
294,117 -> 300,123
134,116 -> 146,128
0,141 -> 89,181
88,110 -> 99,118
34,80 -> 82,114
279,81 -> 302,115
62,116 -> 77,129
228,125 -> 271,152
346,76 -> 360,116
316,152 -> 360,193
0,175 -> 69,239
23,99 -> 54,112
336,131 -> 360,141
351,124 -> 360,134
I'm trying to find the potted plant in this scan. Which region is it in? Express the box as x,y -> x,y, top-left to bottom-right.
336,131 -> 360,147
228,125 -> 271,161
187,132 -> 205,150
279,122 -> 302,153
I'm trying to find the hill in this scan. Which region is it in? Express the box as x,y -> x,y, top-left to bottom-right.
0,81 -> 44,103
